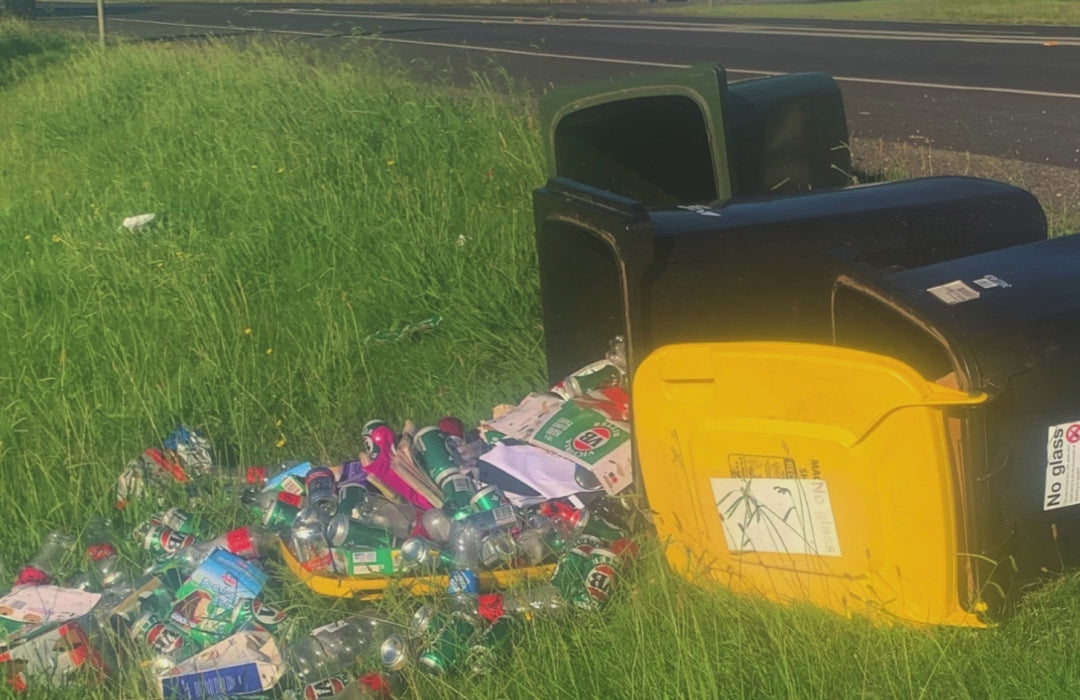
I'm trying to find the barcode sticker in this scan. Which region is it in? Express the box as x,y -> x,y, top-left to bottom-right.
927,280 -> 980,305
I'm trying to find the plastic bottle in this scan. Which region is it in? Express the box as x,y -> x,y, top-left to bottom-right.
283,615 -> 384,688
15,531 -> 76,585
515,511 -> 571,566
168,525 -> 273,575
420,506 -> 451,545
353,495 -> 415,541
502,584 -> 567,616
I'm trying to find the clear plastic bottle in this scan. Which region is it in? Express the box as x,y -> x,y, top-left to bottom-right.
16,531 -> 76,585
420,507 -> 451,545
514,511 -> 571,566
353,495 -> 415,541
502,583 -> 567,616
283,615 -> 384,688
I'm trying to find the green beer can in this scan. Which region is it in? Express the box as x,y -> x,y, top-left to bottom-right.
572,509 -> 626,548
467,616 -> 517,675
413,426 -> 457,483
551,547 -> 617,612
337,482 -> 369,519
417,611 -> 479,675
327,512 -> 394,549
469,485 -> 507,513
263,495 -> 301,531
436,469 -> 475,515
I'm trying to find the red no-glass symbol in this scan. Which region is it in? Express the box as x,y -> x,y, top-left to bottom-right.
1067,424 -> 1080,444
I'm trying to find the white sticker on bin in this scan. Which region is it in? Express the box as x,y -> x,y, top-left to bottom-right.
1044,420 -> 1080,510
711,478 -> 841,557
973,274 -> 1012,290
927,280 -> 981,305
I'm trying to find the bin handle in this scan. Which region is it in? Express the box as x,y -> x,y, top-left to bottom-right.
849,389 -> 988,448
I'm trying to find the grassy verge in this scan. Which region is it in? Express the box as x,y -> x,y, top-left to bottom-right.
4,23 -> 1080,699
0,19 -> 77,86
668,0 -> 1080,26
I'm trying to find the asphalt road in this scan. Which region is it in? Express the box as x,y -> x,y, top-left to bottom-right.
36,2 -> 1080,169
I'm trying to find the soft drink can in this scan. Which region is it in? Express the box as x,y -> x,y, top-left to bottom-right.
413,427 -> 457,483
326,513 -> 393,549
142,526 -> 195,557
305,466 -> 337,514
469,485 -> 507,513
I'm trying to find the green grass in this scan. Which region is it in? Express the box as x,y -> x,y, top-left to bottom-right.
4,21 -> 1080,699
669,0 -> 1080,26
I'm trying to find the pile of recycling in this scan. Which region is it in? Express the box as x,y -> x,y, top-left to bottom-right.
0,339 -> 643,698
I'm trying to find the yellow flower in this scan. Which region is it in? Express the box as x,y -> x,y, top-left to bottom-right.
275,437 -> 286,448
23,235 -> 30,241
265,348 -> 273,355
52,234 -> 61,243
974,600 -> 989,613
243,328 -> 252,335
386,160 -> 395,166
277,167 -> 285,174
275,419 -> 282,427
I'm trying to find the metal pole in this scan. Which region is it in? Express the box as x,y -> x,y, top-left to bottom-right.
96,0 -> 105,46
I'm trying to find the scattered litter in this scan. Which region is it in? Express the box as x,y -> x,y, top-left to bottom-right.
0,337 -> 641,696
365,314 -> 443,345
121,213 -> 157,233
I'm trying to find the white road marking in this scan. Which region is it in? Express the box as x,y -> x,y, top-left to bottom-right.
104,17 -> 1080,100
249,8 -> 1080,46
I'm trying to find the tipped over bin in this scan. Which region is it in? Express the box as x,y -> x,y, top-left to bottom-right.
631,233 -> 1080,626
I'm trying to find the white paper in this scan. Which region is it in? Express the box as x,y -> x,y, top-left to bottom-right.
481,442 -> 600,505
0,586 -> 101,625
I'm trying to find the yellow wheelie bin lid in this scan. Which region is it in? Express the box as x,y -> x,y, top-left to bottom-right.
633,342 -> 988,627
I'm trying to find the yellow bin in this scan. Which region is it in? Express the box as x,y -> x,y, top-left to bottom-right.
634,342 -> 988,627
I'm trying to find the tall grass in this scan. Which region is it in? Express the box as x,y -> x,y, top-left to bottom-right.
4,23 -> 1080,699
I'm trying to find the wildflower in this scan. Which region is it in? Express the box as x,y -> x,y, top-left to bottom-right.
275,436 -> 286,448
266,348 -> 273,355
52,234 -> 61,243
244,328 -> 252,335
